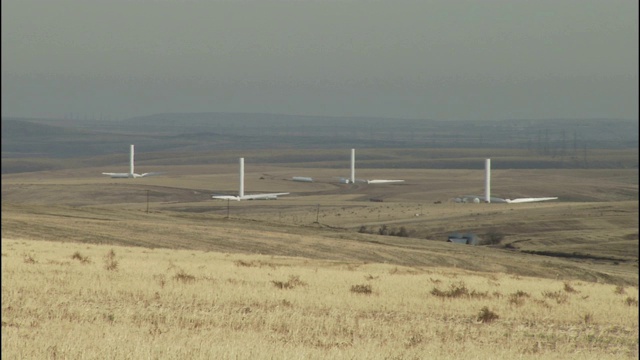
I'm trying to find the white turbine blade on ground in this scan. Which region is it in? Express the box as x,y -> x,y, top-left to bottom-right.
456,195 -> 557,203
102,172 -> 131,178
212,195 -> 241,201
139,172 -> 165,177
212,193 -> 289,201
366,179 -> 405,184
347,149 -> 404,184
292,177 -> 314,182
239,192 -> 290,200
505,197 -> 558,203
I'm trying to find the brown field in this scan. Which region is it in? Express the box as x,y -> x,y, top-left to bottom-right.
2,151 -> 638,359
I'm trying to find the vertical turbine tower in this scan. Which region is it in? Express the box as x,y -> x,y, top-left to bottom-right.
239,157 -> 245,198
129,144 -> 135,177
485,158 -> 491,203
101,144 -> 161,178
350,148 -> 356,184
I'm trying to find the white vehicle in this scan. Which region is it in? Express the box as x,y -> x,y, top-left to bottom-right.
338,149 -> 404,184
212,158 -> 290,201
102,144 -> 162,178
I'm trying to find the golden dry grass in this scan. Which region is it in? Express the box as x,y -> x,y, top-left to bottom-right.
1,158 -> 638,359
2,239 -> 638,359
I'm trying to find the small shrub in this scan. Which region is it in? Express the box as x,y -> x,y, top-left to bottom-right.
173,269 -> 196,283
542,290 -> 568,304
286,275 -> 306,287
23,254 -> 36,264
272,275 -> 307,290
508,290 -> 530,306
614,285 -> 626,295
404,333 -> 423,348
431,281 -> 489,299
104,313 -> 115,323
234,260 -> 255,267
582,312 -> 594,325
443,282 -> 468,298
47,260 -> 71,266
350,284 -> 372,295
103,249 -> 118,271
624,297 -> 638,306
563,282 -> 578,293
533,299 -> 552,308
71,251 -> 91,264
477,306 -> 499,323
396,227 -> 409,237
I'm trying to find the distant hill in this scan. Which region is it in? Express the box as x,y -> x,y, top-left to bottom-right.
1,118 -> 84,138
121,112 -> 639,150
2,113 -> 637,174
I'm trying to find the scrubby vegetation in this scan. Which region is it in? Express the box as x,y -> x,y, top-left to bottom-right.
358,224 -> 411,237
480,230 -> 505,245
2,239 -> 638,359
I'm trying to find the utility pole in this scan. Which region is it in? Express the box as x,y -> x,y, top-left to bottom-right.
315,204 -> 320,223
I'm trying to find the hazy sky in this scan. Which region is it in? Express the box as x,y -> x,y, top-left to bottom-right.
2,0 -> 637,121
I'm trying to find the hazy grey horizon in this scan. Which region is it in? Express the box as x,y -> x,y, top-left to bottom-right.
2,0 -> 638,122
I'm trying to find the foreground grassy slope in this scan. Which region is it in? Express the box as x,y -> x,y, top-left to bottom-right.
2,239 -> 638,359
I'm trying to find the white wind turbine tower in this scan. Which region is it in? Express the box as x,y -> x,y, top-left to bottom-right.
339,148 -> 404,184
101,144 -> 162,178
212,157 -> 290,200
454,158 -> 558,204
485,158 -> 491,203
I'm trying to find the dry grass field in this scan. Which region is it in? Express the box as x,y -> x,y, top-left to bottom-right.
2,150 -> 638,359
2,239 -> 638,359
